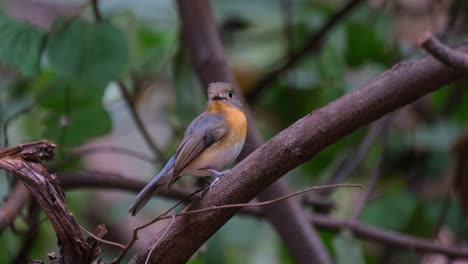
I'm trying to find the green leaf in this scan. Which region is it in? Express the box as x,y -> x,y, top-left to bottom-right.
333,232 -> 365,264
0,13 -> 45,76
135,26 -> 176,71
47,19 -> 128,85
35,78 -> 106,111
42,105 -> 111,147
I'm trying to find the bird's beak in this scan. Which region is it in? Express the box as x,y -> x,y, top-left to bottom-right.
212,95 -> 224,100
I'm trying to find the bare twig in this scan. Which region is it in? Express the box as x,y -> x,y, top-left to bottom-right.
280,0 -> 294,58
350,116 -> 392,221
0,140 -> 103,263
90,0 -> 101,21
117,81 -> 166,162
12,201 -> 40,264
80,225 -> 125,250
154,184 -> 363,222
2,105 -> 33,147
246,0 -> 363,102
322,117 -> 390,195
145,215 -> 175,264
111,183 -> 361,263
440,80 -> 466,118
75,145 -> 158,164
419,31 -> 468,72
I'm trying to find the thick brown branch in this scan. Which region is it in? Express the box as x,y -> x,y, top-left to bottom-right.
0,140 -> 103,263
176,0 -> 331,263
131,40 -> 468,263
419,31 -> 468,72
246,0 -> 363,102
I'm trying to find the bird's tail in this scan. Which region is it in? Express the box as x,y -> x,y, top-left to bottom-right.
128,156 -> 175,216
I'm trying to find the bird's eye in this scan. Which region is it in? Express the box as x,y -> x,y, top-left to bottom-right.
228,91 -> 233,98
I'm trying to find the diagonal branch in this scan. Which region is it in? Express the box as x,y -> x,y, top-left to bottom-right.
131,40 -> 468,263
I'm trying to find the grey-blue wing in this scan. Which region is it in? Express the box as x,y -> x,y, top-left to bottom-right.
173,113 -> 227,176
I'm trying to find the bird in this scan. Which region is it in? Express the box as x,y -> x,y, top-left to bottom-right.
128,82 -> 247,216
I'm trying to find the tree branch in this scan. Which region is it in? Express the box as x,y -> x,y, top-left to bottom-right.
311,215 -> 468,259
321,117 -> 389,196
0,140 -> 104,263
117,81 -> 166,162
131,39 -> 468,263
175,0 -> 332,263
53,169 -> 468,260
0,181 -> 30,233
246,0 -> 363,102
419,31 -> 468,72
350,116 -> 391,221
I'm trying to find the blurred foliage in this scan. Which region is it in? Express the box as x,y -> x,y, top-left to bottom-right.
0,0 -> 467,263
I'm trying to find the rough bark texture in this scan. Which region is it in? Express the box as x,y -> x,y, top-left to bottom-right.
0,141 -> 103,264
130,41 -> 468,264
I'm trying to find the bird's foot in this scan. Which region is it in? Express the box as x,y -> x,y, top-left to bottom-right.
207,169 -> 229,188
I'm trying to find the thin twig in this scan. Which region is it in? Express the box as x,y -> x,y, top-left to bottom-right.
246,0 -> 363,102
57,85 -> 71,156
350,116 -> 391,221
280,0 -> 294,59
79,225 -> 125,250
56,168 -> 468,260
117,81 -> 166,161
74,145 -> 160,164
90,0 -> 102,21
2,105 -> 33,148
89,0 -> 166,162
431,195 -> 452,239
106,187 -> 205,264
12,201 -> 40,264
155,184 -> 363,222
109,183 -> 362,264
145,215 -> 176,264
322,117 -> 389,195
419,31 -> 468,72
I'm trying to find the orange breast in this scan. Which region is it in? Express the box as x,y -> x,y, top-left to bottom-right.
208,101 -> 247,140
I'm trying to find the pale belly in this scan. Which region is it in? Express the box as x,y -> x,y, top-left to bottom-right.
181,135 -> 245,177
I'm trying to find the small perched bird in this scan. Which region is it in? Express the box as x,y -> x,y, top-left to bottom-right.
129,82 -> 247,216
